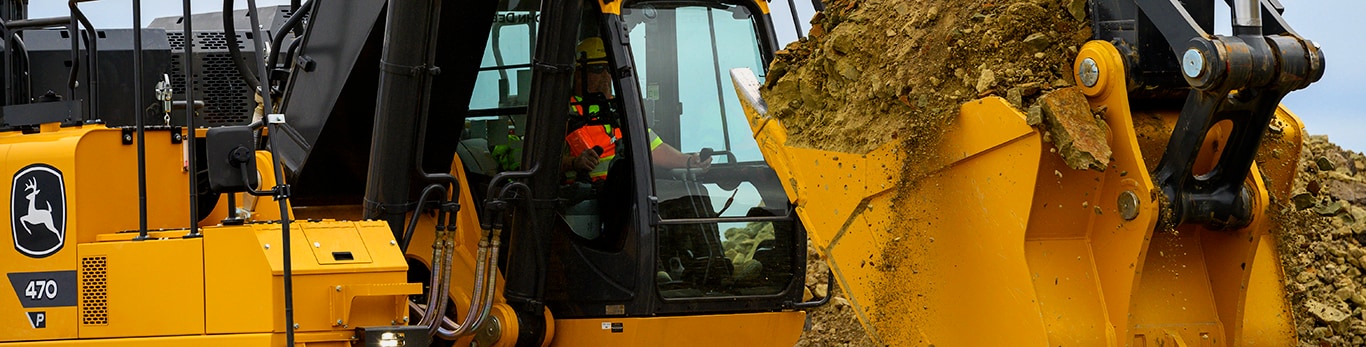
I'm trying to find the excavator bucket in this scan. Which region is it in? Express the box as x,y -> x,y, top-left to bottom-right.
731,40 -> 1302,346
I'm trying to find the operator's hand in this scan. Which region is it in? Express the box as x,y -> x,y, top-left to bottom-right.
573,149 -> 599,172
687,152 -> 713,170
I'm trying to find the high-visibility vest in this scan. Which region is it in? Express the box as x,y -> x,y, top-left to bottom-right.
567,96 -> 617,181
564,96 -> 663,182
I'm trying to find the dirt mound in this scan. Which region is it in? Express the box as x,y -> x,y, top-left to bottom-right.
762,0 -> 1090,155
1280,136 -> 1366,346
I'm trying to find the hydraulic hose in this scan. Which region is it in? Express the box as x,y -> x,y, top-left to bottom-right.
223,0 -> 262,92
401,184 -> 449,252
265,0 -> 313,74
418,235 -> 448,326
435,227 -> 498,339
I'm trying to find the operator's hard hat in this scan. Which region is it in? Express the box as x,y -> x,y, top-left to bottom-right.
577,37 -> 607,65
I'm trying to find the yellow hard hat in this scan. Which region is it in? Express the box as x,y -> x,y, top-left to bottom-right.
577,37 -> 607,65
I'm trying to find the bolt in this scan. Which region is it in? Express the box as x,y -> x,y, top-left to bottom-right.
337,319 -> 344,326
264,244 -> 270,250
390,240 -> 397,246
1182,48 -> 1205,79
1268,119 -> 1285,134
313,242 -> 321,248
335,285 -> 342,292
293,323 -> 300,329
1119,190 -> 1141,221
123,134 -> 133,141
1078,57 -> 1100,87
403,316 -> 409,323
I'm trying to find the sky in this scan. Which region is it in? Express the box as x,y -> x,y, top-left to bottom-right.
32,0 -> 1365,151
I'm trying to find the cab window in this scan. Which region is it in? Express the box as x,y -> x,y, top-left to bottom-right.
624,1 -> 796,298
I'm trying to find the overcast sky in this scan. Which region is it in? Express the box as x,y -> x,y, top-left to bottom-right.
32,0 -> 1364,151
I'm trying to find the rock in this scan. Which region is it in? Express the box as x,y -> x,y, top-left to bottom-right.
1319,156 -> 1337,171
1019,82 -> 1042,96
1337,287 -> 1356,301
1317,200 -> 1348,216
1006,88 -> 1023,108
976,68 -> 996,94
1026,104 -> 1043,126
1293,193 -> 1318,211
1023,32 -> 1050,52
1313,327 -> 1333,339
1067,0 -> 1087,20
831,296 -> 851,309
1039,87 -> 1112,170
1307,300 -> 1351,323
1325,179 -> 1366,205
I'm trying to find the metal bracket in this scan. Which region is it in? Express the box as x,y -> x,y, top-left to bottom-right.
328,283 -> 423,327
170,126 -> 183,144
1092,0 -> 1325,229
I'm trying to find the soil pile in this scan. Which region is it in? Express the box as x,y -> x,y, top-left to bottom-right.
761,0 -> 1090,155
1281,136 -> 1366,346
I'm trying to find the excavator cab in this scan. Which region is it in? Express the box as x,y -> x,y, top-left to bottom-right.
450,0 -> 808,341
464,0 -> 812,339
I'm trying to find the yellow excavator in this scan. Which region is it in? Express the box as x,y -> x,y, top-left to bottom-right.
0,0 -> 1323,346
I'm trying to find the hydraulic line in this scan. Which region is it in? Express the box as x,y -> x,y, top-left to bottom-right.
265,0 -> 313,76
401,184 -> 449,252
223,0 -> 262,92
419,232 -> 448,326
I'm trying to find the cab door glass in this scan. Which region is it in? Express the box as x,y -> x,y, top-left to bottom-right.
459,6 -> 538,212
624,2 -> 796,298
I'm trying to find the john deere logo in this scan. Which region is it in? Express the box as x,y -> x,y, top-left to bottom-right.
11,165 -> 65,258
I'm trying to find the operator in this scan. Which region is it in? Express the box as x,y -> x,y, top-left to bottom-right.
561,37 -> 711,182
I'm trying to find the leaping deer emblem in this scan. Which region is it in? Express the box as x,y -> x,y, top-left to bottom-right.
18,177 -> 59,237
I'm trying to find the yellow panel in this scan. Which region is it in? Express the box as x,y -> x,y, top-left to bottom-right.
248,222 -> 411,332
77,238 -> 205,338
826,99 -> 1047,345
1024,239 -> 1114,346
0,129 -> 79,342
301,223 -> 374,264
1240,234 -> 1296,346
2,333 -> 270,346
549,312 -> 804,346
203,225 -> 275,334
255,221 -> 406,275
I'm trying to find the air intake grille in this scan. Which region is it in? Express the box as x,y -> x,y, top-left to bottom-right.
165,31 -> 257,126
81,256 -> 108,325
